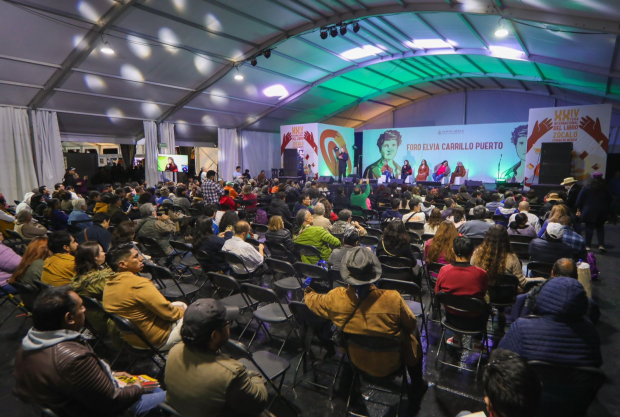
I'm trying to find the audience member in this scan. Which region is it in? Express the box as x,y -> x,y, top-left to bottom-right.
423,208 -> 443,235
268,191 -> 293,229
76,213 -> 112,252
104,245 -> 186,350
265,215 -> 297,263
0,233 -> 21,294
201,170 -> 225,205
304,248 -> 426,408
93,194 -> 110,214
539,192 -> 563,218
402,199 -> 425,223
485,193 -> 503,211
425,221 -> 458,264
59,191 -> 73,211
459,206 -> 492,238
494,197 -> 518,224
42,231 -> 78,286
557,215 -> 587,258
293,193 -> 313,216
135,203 -> 175,255
381,198 -> 403,221
312,202 -> 332,232
9,236 -> 50,287
172,187 -> 191,214
67,198 -> 92,230
508,201 -> 540,231
420,194 -> 436,218
507,213 -> 537,237
293,209 -> 341,264
529,223 -> 573,264
192,216 -> 227,271
109,221 -> 136,250
328,229 -> 361,270
350,178 -> 371,214
107,194 -> 130,225
44,198 -> 69,231
499,277 -> 602,367
333,187 -> 349,208
331,209 -> 367,236
576,172 -> 610,251
14,286 -> 164,417
376,220 -> 416,264
86,191 -> 100,213
217,210 -> 239,240
165,299 -> 272,417
537,204 -> 569,238
222,221 -> 267,276
441,198 -> 456,220
14,210 -> 47,240
224,181 -> 239,199
447,206 -> 466,230
435,236 -> 489,348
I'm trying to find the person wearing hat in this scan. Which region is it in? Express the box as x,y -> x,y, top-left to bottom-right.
63,167 -> 77,188
164,299 -> 273,417
224,181 -> 239,199
576,172 -> 610,251
562,176 -> 582,211
304,248 -> 426,408
528,222 -> 574,264
540,192 -> 564,218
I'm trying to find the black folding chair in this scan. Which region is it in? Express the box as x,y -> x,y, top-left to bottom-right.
469,236 -> 485,248
362,209 -> 380,226
379,256 -> 413,268
407,230 -> 422,244
220,251 -> 262,283
251,223 -> 269,237
511,241 -> 531,261
381,264 -> 421,287
343,333 -> 408,417
293,243 -> 322,264
434,292 -> 492,380
265,241 -> 297,263
265,258 -> 303,296
364,227 -> 383,239
295,262 -> 331,294
207,272 -> 257,336
378,279 -> 428,351
5,229 -> 28,254
426,262 -> 445,315
359,235 -> 379,250
421,233 -> 434,244
169,241 -> 201,281
80,296 -> 110,350
510,234 -> 535,244
528,360 -> 606,417
106,312 -> 167,377
405,221 -> 424,234
0,284 -> 29,328
488,273 -> 519,332
32,280 -> 52,292
239,283 -> 300,355
526,261 -> 554,278
288,301 -> 335,391
142,263 -> 200,304
327,268 -> 346,288
11,281 -> 40,312
226,339 -> 294,412
138,236 -> 176,271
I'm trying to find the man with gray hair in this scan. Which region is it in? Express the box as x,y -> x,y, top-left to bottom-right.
459,205 -> 493,238
67,198 -> 92,230
14,210 -> 48,240
331,209 -> 367,236
135,203 -> 176,254
508,201 -> 541,232
312,202 -> 332,233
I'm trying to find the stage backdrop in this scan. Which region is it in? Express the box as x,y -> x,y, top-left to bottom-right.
525,104 -> 611,185
362,122 -> 528,183
280,123 -> 354,179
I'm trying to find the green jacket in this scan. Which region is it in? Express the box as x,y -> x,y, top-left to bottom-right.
350,185 -> 371,215
294,225 -> 341,264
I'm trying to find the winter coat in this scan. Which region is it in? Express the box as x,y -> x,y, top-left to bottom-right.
0,243 -> 21,286
576,185 -> 611,223
499,278 -> 602,367
293,225 -> 341,264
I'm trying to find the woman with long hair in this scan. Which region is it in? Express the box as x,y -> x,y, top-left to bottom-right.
192,216 -> 226,271
319,197 -> 338,222
537,204 -> 569,238
9,236 -> 51,287
376,220 -> 415,264
265,215 -> 297,263
43,198 -> 69,231
471,225 -> 526,288
401,159 -> 413,181
416,159 -> 429,182
423,208 -> 443,235
166,157 -> 178,172
508,213 -> 537,237
109,220 -> 136,249
425,220 -> 458,264
218,210 -> 239,239
447,207 -> 466,230
576,172 -> 611,251
137,192 -> 152,208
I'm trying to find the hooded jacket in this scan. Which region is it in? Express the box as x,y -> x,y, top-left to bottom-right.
499,278 -> 602,367
0,242 -> 21,286
13,329 -> 143,417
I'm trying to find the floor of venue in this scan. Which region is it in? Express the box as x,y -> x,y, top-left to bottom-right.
1,226 -> 618,417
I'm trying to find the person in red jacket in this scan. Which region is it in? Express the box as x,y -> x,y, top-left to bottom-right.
219,189 -> 236,211
435,236 -> 489,348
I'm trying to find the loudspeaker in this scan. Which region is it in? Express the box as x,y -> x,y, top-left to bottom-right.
343,177 -> 355,183
539,142 -> 572,184
318,176 -> 334,184
465,180 -> 483,188
417,181 -> 441,187
389,178 -> 404,185
282,149 -> 298,177
271,168 -> 279,179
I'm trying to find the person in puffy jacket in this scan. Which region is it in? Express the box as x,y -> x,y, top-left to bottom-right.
264,215 -> 296,263
0,233 -> 22,294
268,192 -> 294,230
499,277 -> 602,367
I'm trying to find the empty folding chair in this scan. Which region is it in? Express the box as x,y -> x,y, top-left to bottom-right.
158,402 -> 187,417
239,283 -> 299,355
0,285 -> 28,328
381,264 -> 421,287
265,258 -> 303,295
526,261 -> 554,278
226,339 -> 294,412
378,256 -> 413,268
488,273 -> 519,333
293,243 -> 322,264
169,241 -> 201,281
359,235 -> 379,251
207,272 -> 258,337
294,262 -> 331,294
265,241 -> 297,263
327,268 -> 346,288
10,282 -> 40,313
364,227 -> 383,239
142,263 -> 200,304
251,223 -> 269,238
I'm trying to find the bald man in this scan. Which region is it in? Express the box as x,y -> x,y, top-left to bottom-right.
508,201 -> 540,232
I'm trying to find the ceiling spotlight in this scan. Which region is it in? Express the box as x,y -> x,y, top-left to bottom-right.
100,41 -> 115,55
263,49 -> 271,59
495,28 -> 509,37
234,68 -> 244,80
340,25 -> 347,36
330,26 -> 338,38
250,58 -> 257,66
320,30 -> 328,40
353,22 -> 360,33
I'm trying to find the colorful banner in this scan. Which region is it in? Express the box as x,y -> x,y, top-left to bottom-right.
280,123 -> 354,179
362,122 -> 528,183
525,104 -> 611,185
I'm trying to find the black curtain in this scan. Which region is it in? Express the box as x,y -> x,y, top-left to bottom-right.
120,144 -> 136,169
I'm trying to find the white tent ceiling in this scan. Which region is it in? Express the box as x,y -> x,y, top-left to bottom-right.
1,0 -> 619,141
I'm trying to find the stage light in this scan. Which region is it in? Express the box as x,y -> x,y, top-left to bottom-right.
250,58 -> 257,66
330,27 -> 338,38
234,73 -> 244,81
340,25 -> 347,35
263,49 -> 271,59
405,39 -> 451,49
341,45 -> 382,60
100,41 -> 115,55
320,30 -> 328,40
495,28 -> 509,37
263,84 -> 289,99
353,22 -> 360,33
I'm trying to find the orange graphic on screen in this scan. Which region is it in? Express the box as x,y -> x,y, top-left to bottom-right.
320,129 -> 351,177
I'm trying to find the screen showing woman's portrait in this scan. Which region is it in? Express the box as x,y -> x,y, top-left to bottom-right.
363,129 -> 402,179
